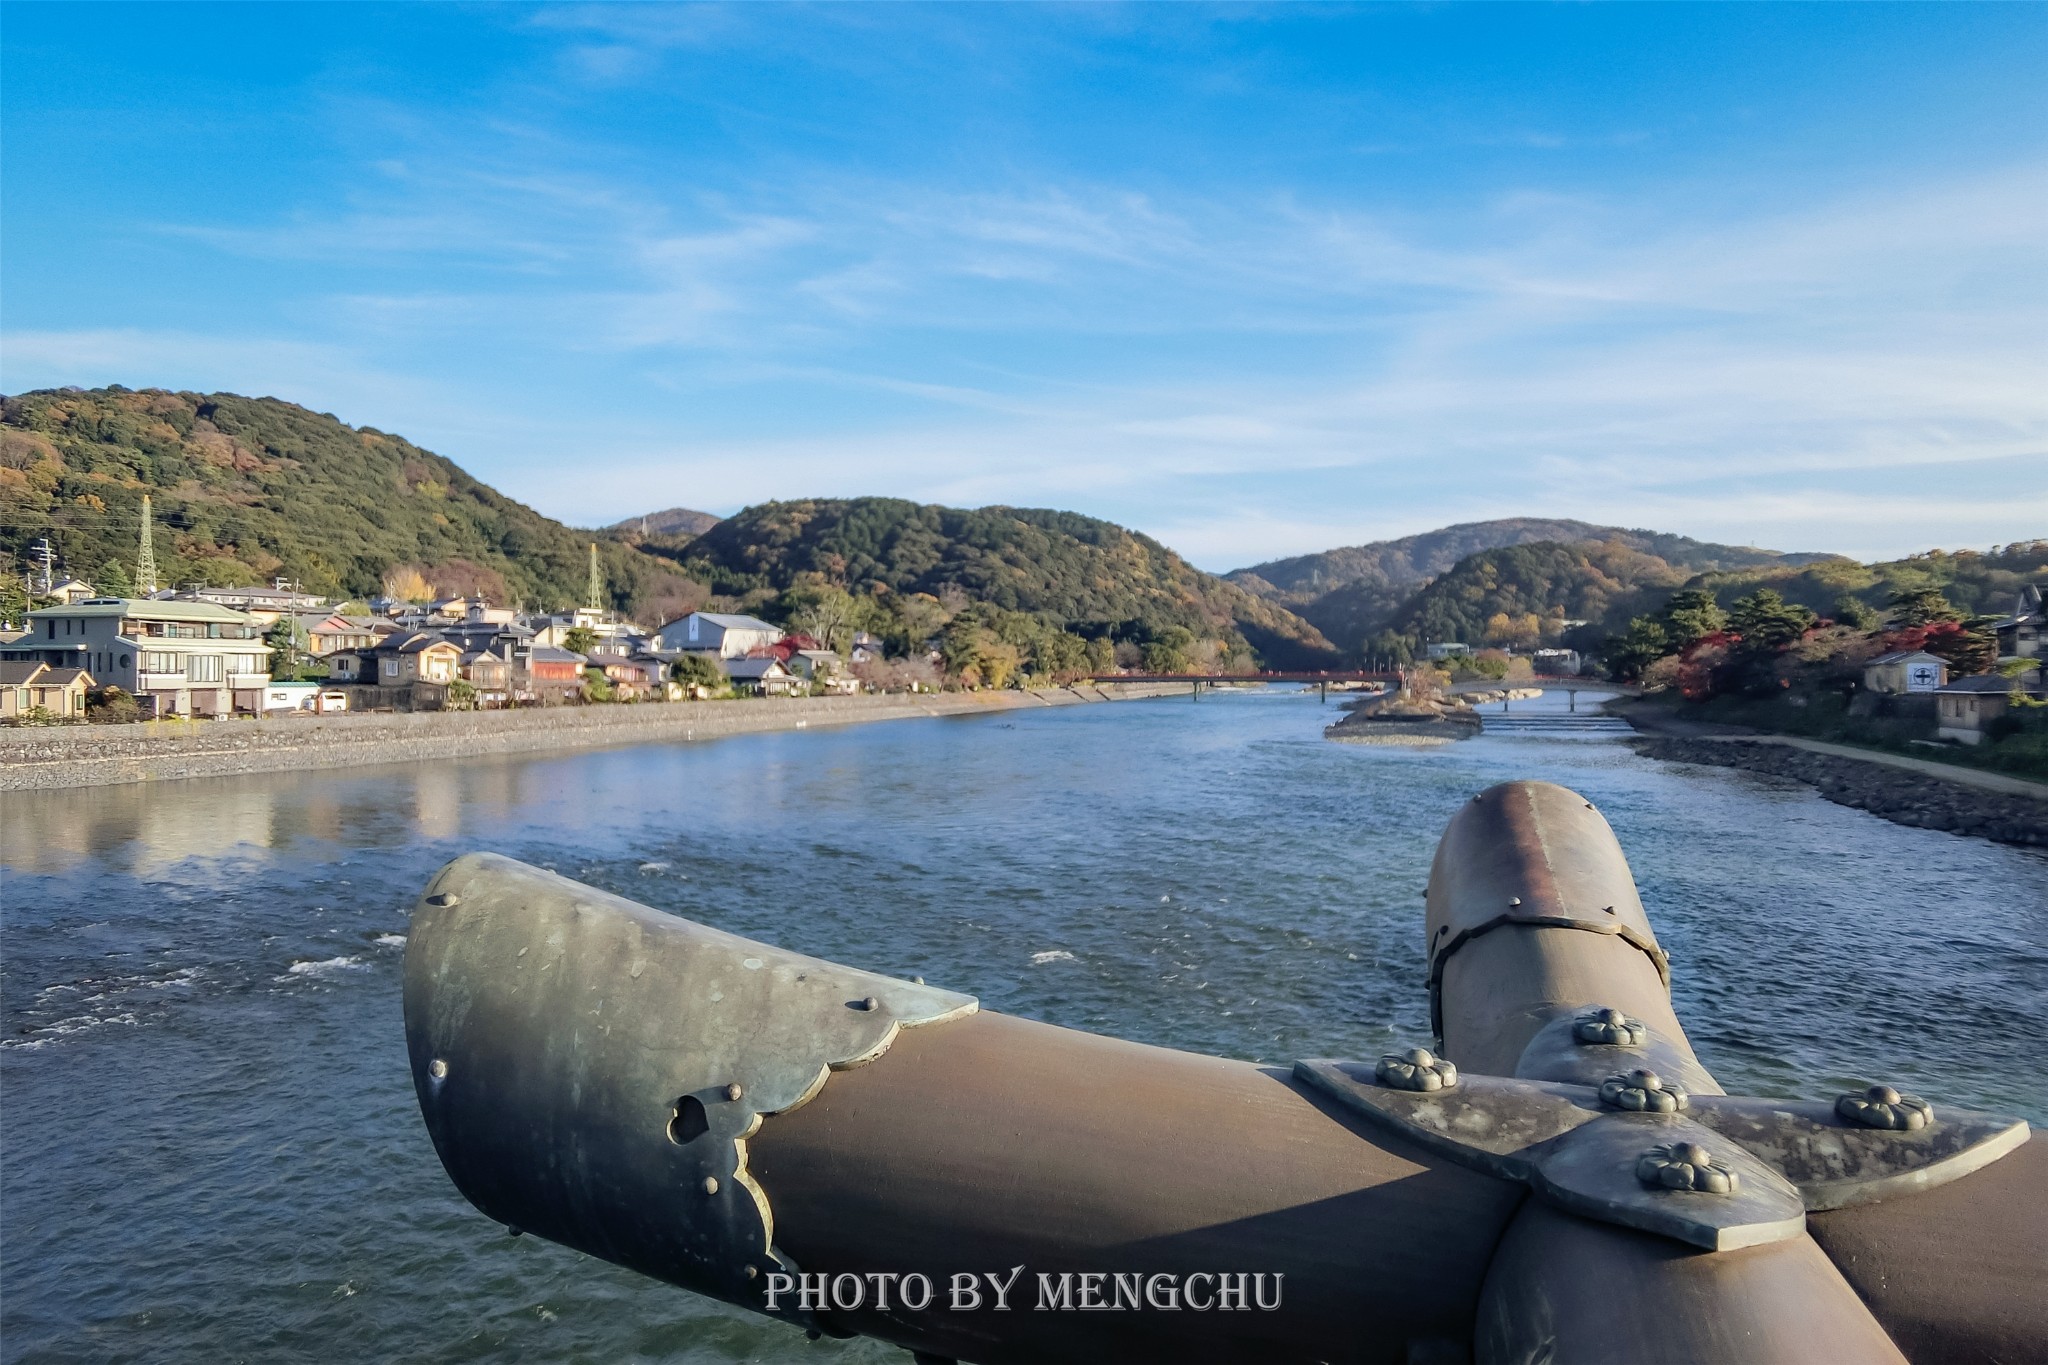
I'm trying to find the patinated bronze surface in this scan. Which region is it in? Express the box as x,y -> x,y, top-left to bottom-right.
403,780 -> 2039,1364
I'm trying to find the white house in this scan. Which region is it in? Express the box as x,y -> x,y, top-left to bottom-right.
0,598 -> 269,716
655,612 -> 781,659
1863,650 -> 1947,695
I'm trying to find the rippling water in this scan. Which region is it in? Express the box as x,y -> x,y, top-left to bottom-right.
4,689 -> 2045,1363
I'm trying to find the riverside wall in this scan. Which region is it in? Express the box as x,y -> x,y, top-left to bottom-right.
0,684 -> 1185,792
1628,736 -> 2048,848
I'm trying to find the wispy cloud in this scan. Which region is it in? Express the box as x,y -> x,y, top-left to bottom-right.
7,11 -> 2042,570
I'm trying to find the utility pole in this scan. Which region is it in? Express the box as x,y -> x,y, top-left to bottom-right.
136,495 -> 160,596
30,538 -> 55,594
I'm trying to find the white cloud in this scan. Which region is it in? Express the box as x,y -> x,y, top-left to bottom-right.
19,93 -> 2044,571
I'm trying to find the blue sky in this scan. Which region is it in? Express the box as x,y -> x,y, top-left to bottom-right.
3,3 -> 2043,569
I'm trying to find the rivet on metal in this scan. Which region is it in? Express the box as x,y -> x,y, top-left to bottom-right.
1507,896 -> 1522,907
745,1265 -> 759,1279
425,892 -> 459,907
1375,1047 -> 1459,1092
1600,1067 -> 1689,1113
1636,1140 -> 1739,1195
1837,1084 -> 1933,1131
1573,1006 -> 1648,1047
428,1059 -> 449,1079
507,1226 -> 524,1238
701,1176 -> 720,1195
723,1082 -> 744,1101
911,976 -> 925,985
852,996 -> 880,1012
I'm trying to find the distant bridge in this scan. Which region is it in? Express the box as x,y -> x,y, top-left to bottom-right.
1086,672 -> 1639,702
1085,671 -> 1392,701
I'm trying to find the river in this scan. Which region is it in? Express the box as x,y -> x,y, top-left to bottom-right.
4,688 -> 2045,1363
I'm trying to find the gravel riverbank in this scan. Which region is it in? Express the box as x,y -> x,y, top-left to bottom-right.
0,684 -> 1184,792
1628,736 -> 2048,848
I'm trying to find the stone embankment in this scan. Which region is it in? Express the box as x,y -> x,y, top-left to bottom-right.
0,684 -> 1182,792
1629,736 -> 2048,848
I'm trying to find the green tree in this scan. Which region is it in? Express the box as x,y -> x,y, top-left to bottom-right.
1832,595 -> 1880,632
1364,630 -> 1416,668
562,626 -> 597,656
670,653 -> 726,693
1605,617 -> 1671,681
1659,589 -> 1726,649
782,584 -> 867,652
1142,626 -> 1196,673
96,559 -> 133,598
1728,589 -> 1817,652
579,666 -> 616,702
265,618 -> 315,680
1887,586 -> 1958,628
0,575 -> 29,628
446,679 -> 479,711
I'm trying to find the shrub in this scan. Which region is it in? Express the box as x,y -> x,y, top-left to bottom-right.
85,685 -> 141,723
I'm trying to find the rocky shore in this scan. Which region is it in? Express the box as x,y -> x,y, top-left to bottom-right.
0,683 -> 1183,792
1629,736 -> 2048,848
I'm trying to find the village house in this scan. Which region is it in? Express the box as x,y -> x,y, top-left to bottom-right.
1992,585 -> 2043,660
530,606 -> 643,650
358,631 -> 463,686
788,648 -> 859,693
0,661 -> 94,719
655,611 -> 781,659
1933,675 -> 2030,746
594,655 -> 666,699
724,655 -> 800,696
1863,650 -> 1948,695
459,650 -> 514,705
304,614 -> 394,657
49,578 -> 99,605
524,645 -> 588,703
0,598 -> 269,716
192,583 -> 328,623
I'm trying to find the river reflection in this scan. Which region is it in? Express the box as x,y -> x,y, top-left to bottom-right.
3,691 -> 2044,1363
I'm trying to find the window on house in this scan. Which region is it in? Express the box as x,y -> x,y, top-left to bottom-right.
383,660 -> 400,678
141,651 -> 178,674
186,655 -> 224,683
120,654 -> 131,669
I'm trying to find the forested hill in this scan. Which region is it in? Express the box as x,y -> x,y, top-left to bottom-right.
668,498 -> 1338,667
0,388 -> 1334,668
0,387 -> 708,623
1227,518 -> 1838,651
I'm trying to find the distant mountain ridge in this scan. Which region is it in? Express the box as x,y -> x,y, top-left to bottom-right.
1228,518 -> 1841,651
612,506 -> 721,539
